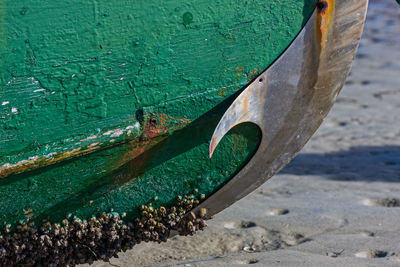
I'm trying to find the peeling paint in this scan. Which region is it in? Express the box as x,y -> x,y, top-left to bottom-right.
110,129 -> 124,138
88,142 -> 100,148
0,113 -> 191,179
80,135 -> 97,142
103,130 -> 114,136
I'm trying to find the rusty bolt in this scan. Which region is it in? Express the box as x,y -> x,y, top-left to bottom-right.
316,1 -> 328,13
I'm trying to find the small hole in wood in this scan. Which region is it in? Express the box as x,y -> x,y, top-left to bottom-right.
149,118 -> 157,125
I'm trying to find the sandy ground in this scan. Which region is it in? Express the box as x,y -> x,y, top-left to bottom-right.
90,1 -> 400,266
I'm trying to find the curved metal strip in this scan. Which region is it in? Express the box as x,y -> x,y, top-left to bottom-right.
202,0 -> 369,217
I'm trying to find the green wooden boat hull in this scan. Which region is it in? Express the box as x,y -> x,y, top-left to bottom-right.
0,0 -> 373,264
0,0 -> 315,227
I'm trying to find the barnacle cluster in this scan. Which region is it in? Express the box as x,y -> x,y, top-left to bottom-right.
0,193 -> 207,266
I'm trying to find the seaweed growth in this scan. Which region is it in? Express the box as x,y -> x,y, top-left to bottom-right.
0,194 -> 207,266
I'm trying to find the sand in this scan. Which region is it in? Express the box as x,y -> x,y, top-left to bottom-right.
89,1 -> 400,266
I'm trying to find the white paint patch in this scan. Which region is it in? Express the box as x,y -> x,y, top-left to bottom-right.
45,152 -> 57,158
80,135 -> 97,142
88,142 -> 99,148
11,107 -> 18,114
33,89 -> 46,93
1,101 -> 9,106
28,156 -> 39,161
110,129 -> 124,138
103,130 -> 114,136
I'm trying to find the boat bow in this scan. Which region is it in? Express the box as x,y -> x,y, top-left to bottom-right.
204,0 -> 369,216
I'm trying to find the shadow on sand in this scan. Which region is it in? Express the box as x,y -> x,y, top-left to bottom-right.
281,146 -> 400,182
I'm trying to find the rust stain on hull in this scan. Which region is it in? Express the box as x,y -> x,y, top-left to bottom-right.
142,114 -> 190,140
114,113 -> 191,174
315,0 -> 335,52
248,68 -> 261,81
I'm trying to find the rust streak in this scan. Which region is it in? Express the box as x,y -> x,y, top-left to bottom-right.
248,68 -> 261,81
315,0 -> 335,52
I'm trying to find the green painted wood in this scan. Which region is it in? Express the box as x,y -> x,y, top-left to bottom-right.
0,0 -> 315,226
